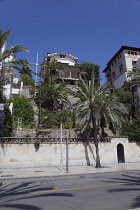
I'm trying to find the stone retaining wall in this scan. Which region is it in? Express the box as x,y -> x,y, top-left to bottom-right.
0,137 -> 140,168
13,128 -> 78,138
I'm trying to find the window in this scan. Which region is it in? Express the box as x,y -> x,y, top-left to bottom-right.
128,51 -> 130,55
131,51 -> 134,55
112,71 -> 115,79
119,64 -> 123,73
135,52 -> 137,56
132,61 -> 137,65
60,54 -> 65,58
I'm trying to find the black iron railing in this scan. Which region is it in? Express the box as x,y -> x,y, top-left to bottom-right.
0,137 -> 111,144
128,137 -> 140,143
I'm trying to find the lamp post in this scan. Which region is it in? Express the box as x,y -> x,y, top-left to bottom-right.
0,104 -> 4,137
31,52 -> 39,85
66,137 -> 69,172
60,121 -> 63,170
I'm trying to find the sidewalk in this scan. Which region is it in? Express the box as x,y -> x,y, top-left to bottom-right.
0,162 -> 140,180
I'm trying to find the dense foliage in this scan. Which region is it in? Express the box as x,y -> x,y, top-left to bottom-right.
18,62 -> 32,77
115,84 -> 133,115
121,110 -> 140,139
115,77 -> 140,138
80,62 -> 100,86
35,77 -> 68,111
40,60 -> 63,78
11,96 -> 34,128
18,74 -> 35,86
39,108 -> 75,129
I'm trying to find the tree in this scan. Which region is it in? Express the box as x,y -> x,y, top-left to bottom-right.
122,110 -> 140,139
73,73 -> 128,168
39,108 -> 74,129
0,89 -> 6,103
11,96 -> 34,127
80,62 -> 100,86
18,74 -> 35,86
0,29 -> 32,88
40,60 -> 63,78
16,60 -> 33,77
3,104 -> 12,137
35,77 -> 69,111
0,29 -> 30,64
115,85 -> 133,115
127,59 -> 140,80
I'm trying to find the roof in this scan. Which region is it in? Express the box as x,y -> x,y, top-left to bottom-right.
45,52 -> 78,61
103,46 -> 140,73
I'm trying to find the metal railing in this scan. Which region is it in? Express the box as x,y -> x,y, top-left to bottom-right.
0,137 -> 111,144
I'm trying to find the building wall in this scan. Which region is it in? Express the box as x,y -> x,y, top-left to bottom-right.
3,77 -> 20,99
113,72 -> 127,89
104,47 -> 140,89
0,138 -> 139,168
49,55 -> 76,66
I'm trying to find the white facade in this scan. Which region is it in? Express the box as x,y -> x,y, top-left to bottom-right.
3,77 -> 20,99
44,52 -> 80,86
103,46 -> 140,89
45,52 -> 78,66
0,44 -> 20,99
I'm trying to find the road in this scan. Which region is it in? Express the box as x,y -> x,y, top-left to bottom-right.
0,170 -> 140,210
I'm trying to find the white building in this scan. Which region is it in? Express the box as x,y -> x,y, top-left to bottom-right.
0,45 -> 20,100
3,77 -> 20,99
44,52 -> 80,86
103,46 -> 140,89
45,52 -> 78,66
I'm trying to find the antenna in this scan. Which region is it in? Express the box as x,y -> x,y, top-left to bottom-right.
35,52 -> 38,84
31,52 -> 39,85
53,48 -> 56,53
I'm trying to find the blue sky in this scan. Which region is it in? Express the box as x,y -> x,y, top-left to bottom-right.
0,0 -> 140,82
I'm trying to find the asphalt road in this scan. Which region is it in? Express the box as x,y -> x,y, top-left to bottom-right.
0,170 -> 140,210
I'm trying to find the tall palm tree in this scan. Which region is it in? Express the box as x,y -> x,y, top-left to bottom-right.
40,60 -> 63,78
74,73 -> 128,168
127,59 -> 140,81
0,29 -> 32,87
35,77 -> 69,111
0,29 -> 30,63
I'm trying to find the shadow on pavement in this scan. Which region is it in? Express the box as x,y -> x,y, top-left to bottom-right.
0,179 -> 74,209
106,173 -> 140,209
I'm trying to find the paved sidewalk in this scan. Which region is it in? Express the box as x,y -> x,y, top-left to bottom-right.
0,162 -> 139,179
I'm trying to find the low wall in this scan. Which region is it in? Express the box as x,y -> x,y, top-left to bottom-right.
12,128 -> 77,138
0,137 -> 140,168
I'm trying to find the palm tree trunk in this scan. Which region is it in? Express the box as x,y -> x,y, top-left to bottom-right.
91,110 -> 101,168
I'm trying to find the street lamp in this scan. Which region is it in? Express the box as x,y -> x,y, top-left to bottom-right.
0,104 -> 4,137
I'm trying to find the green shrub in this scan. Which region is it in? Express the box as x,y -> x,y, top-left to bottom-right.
18,74 -> 35,86
3,104 -> 12,137
11,96 -> 34,128
34,141 -> 40,151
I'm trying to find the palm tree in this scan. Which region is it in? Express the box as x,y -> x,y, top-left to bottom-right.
127,59 -> 140,81
35,77 -> 69,111
0,29 -> 32,87
0,29 -> 30,63
40,60 -> 63,78
74,73 -> 128,168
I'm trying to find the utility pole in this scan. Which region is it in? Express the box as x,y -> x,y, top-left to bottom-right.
35,52 -> 38,85
60,122 -> 63,170
66,138 -> 69,172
